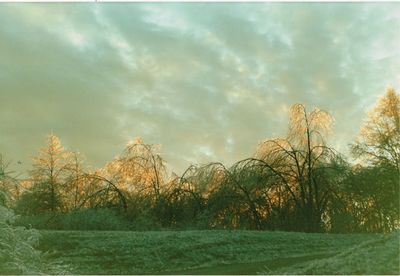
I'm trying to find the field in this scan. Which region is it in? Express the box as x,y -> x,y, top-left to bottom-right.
37,230 -> 400,275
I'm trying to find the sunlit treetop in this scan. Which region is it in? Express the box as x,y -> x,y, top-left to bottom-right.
353,87 -> 400,170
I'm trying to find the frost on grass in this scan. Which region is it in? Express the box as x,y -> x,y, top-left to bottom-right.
0,206 -> 68,274
39,230 -> 376,274
270,231 -> 400,275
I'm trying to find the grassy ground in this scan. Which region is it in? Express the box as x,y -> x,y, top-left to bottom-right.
37,230 -> 396,275
270,230 -> 400,275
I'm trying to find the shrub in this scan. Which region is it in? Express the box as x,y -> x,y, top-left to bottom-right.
16,208 -> 131,231
14,212 -> 58,230
0,206 -> 53,274
61,208 -> 130,231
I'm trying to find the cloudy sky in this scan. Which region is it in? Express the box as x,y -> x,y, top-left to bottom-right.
0,3 -> 399,175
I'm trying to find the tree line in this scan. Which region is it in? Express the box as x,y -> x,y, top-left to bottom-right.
0,88 -> 399,233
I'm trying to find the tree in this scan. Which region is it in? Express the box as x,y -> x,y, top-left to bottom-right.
0,155 -> 20,207
171,163 -> 227,228
213,159 -> 280,230
342,164 -> 399,233
255,104 -> 341,232
105,137 -> 167,201
76,169 -> 128,212
75,138 -> 167,224
348,87 -> 400,232
27,134 -> 72,213
352,87 -> 400,173
63,152 -> 87,211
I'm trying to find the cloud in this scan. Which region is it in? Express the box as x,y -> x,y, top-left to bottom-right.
0,3 -> 399,175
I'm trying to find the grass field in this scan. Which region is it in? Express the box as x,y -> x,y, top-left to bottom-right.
38,230 -> 399,275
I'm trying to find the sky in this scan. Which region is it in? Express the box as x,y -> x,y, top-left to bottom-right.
0,3 -> 399,175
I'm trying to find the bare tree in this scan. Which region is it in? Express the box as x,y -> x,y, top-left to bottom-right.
105,137 -> 167,201
76,138 -> 166,215
77,170 -> 128,212
255,104 -> 339,232
63,152 -> 87,211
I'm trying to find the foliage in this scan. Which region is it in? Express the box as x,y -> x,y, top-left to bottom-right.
15,208 -> 130,231
352,87 -> 400,171
0,155 -> 58,274
332,163 -> 400,233
254,104 -> 341,232
105,137 -> 167,199
0,154 -> 20,208
0,83 -> 398,276
348,87 -> 400,232
63,152 -> 88,210
0,205 -> 67,274
20,134 -> 72,213
7,88 -> 400,233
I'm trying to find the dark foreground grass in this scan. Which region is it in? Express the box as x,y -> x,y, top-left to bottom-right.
37,230 -> 394,275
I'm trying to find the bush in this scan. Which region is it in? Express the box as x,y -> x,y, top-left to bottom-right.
61,208 -> 130,231
0,206 -> 52,274
14,212 -> 57,229
16,208 -> 131,231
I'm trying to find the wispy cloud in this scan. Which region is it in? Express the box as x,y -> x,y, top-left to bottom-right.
0,3 -> 399,174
